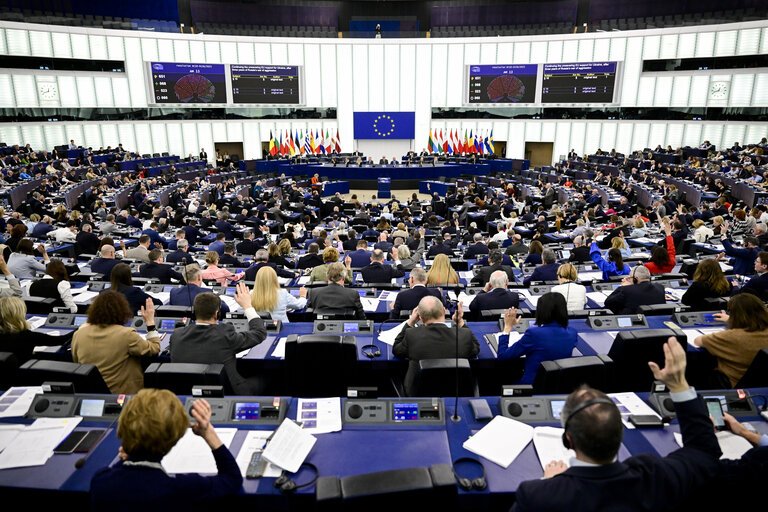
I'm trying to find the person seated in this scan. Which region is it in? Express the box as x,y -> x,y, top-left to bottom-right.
504,234 -> 529,257
170,284 -> 266,394
309,247 -> 352,284
170,264 -> 230,315
90,244 -> 122,279
469,270 -> 520,318
208,232 -> 227,255
523,240 -> 544,266
251,266 -> 307,323
108,263 -> 162,314
590,242 -> 630,280
72,292 -> 161,394
718,220 -> 760,275
361,249 -> 405,283
0,255 -> 21,298
644,222 -> 676,274
395,244 -> 423,270
244,248 -> 296,281
295,243 -> 323,270
6,239 -> 49,279
140,249 -> 186,285
201,251 -> 244,286
265,241 -> 291,269
463,233 -> 489,260
426,253 -> 459,284
124,234 -> 151,263
523,249 -> 559,286
426,233 -> 455,258
604,266 -> 665,314
393,296 -> 479,396
551,263 -> 587,311
28,259 -> 77,313
90,390 -> 242,511
568,236 -> 591,263
0,296 -> 69,364
511,339 -> 722,511
497,293 -> 578,384
680,258 -> 733,310
389,267 -> 444,319
693,293 -> 768,388
740,251 -> 768,299
307,262 -> 365,319
166,239 -> 191,264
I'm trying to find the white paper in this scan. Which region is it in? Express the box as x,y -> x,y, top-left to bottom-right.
462,415 -> 534,468
681,329 -> 703,347
459,271 -> 475,280
718,262 -> 733,272
457,292 -> 476,312
278,277 -> 291,286
262,419 -> 317,473
489,332 -> 523,356
221,295 -> 241,312
146,291 -> 171,303
586,291 -> 609,306
271,337 -> 288,359
378,290 -> 399,302
0,417 -> 82,469
674,431 -> 753,460
608,392 -> 661,428
234,430 -> 281,478
162,427 -> 237,474
27,316 -> 47,330
297,398 -> 342,434
378,321 -> 407,346
665,288 -> 685,301
360,297 -> 380,312
0,424 -> 26,453
533,426 -> 575,469
579,271 -> 605,281
73,291 -> 99,303
697,327 -> 725,335
0,387 -> 44,418
297,276 -> 311,285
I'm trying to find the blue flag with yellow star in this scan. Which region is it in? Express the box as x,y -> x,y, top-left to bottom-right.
353,111 -> 415,139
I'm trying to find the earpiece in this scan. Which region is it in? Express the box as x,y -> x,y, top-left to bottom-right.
274,462 -> 318,493
561,398 -> 616,450
452,458 -> 487,491
360,344 -> 381,359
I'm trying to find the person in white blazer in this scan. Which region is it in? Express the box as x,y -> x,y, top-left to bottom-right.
550,263 -> 587,311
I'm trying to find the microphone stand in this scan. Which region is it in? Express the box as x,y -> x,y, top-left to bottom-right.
452,306 -> 461,422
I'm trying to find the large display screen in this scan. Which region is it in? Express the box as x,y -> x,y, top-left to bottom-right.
467,64 -> 538,103
149,62 -> 227,104
541,62 -> 617,103
230,65 -> 300,104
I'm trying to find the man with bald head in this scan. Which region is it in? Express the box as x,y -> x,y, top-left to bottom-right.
361,248 -> 404,283
389,266 -> 445,319
393,295 -> 480,395
90,244 -> 122,278
469,270 -> 520,317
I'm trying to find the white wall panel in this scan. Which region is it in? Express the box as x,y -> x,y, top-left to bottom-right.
82,123 -> 103,149
0,29 -> 5,54
5,29 -> 30,55
140,38 -> 157,62
665,123 -> 684,149
13,75 -> 38,107
0,75 -> 13,108
506,123 -> 525,158
670,75 -> 692,107
383,44 -> 400,110
514,41 -> 531,63
111,77 -> 132,107
577,39 -> 594,62
737,28 -> 761,55
695,32 -> 715,58
701,124 -> 723,149
689,75 -> 710,106
636,76 -> 655,106
730,74 -> 754,107
106,36 -> 125,60
100,123 -> 119,148
236,42 -> 254,64
165,122 -> 184,157
122,38 -> 146,108
584,122 -> 602,152
649,123 -> 667,148
29,31 -> 52,57
0,125 -> 20,147
117,124 -> 137,154
211,122 -> 228,143
653,76 -> 673,107
561,40 -> 577,62
51,32 -> 72,58
352,44 -> 369,111
682,123 -> 702,148
714,31 -> 737,56
321,44 -> 338,108
525,123 -> 541,142
530,41 -> 547,63
94,76 -> 114,107
204,41 -> 221,63
20,126 -> 44,152
599,122 -> 617,151
189,40 -> 205,61
753,74 -> 768,105
89,35 -> 108,60
399,44 -> 415,111
181,123 -> 199,158
336,45 -> 353,150
254,42 -> 271,64
134,124 -> 152,155
631,123 -> 650,151
569,122 -> 586,155
746,125 -> 765,146
642,35 -> 660,60
479,42 -> 496,64
608,37 -> 626,62
659,34 -> 678,59
593,38 -> 610,61
497,42 -> 513,63
541,122 -> 556,142
57,76 -> 78,108
75,76 -> 96,106
445,44 -> 464,107
546,40 -> 562,62
761,28 -> 768,54
368,44 -> 385,111
677,33 -> 697,58
243,122 -> 261,159
430,44 -> 448,107
271,43 -> 287,64
157,39 -> 174,61
553,122 -> 571,160
43,124 -> 66,150
620,38 -> 642,106
304,43 -> 322,107
723,125 -> 745,148
220,41 -> 237,63
150,123 -> 168,153
226,122 -> 243,144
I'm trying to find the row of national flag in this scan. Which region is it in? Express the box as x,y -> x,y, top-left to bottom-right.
268,129 -> 341,156
427,128 -> 494,155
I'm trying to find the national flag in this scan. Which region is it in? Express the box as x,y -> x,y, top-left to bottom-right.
487,129 -> 495,154
314,130 -> 322,154
304,131 -> 312,154
335,129 -> 341,153
441,129 -> 450,154
309,130 -> 316,154
288,130 -> 296,155
268,130 -> 277,156
474,133 -> 481,154
428,129 -> 435,153
451,129 -> 459,154
324,129 -> 331,154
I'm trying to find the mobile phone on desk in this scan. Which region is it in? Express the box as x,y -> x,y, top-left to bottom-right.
705,398 -> 727,430
246,449 -> 267,478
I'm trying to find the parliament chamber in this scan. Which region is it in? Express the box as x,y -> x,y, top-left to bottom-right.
1,1 -> 768,511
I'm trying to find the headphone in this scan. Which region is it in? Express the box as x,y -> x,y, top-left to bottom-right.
561,398 -> 616,450
360,344 -> 381,358
630,266 -> 638,284
452,457 -> 487,491
274,462 -> 319,493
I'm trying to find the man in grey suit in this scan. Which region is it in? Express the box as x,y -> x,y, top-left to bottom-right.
124,234 -> 151,263
169,283 -> 267,394
307,262 -> 366,320
393,295 -> 479,396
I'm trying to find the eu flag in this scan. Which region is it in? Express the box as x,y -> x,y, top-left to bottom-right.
353,111 -> 415,139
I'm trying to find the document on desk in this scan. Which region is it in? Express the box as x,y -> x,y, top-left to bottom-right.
459,271 -> 475,281
297,398 -> 342,434
586,291 -> 609,306
297,275 -> 311,285
378,290 -> 398,302
0,386 -> 44,418
27,316 -> 47,330
221,295 -> 240,312
665,288 -> 685,301
360,297 -> 380,312
378,321 -> 407,346
518,289 -> 540,307
462,415 -> 534,468
73,290 -> 99,303
608,392 -> 661,428
162,427 -> 237,474
278,277 -> 292,286
457,292 -> 476,311
235,431 -> 281,478
271,337 -> 288,359
262,419 -> 317,473
673,431 -> 752,460
533,427 -> 575,469
0,417 -> 82,469
718,262 -> 733,272
146,291 -> 171,304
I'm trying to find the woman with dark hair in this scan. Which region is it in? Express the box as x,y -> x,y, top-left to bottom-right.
5,223 -> 27,252
693,294 -> 768,387
6,239 -> 50,278
681,258 -> 733,310
590,242 -> 630,280
29,259 -> 77,312
496,293 -> 578,384
71,291 -> 161,394
644,222 -> 676,274
524,240 -> 544,265
108,262 -> 162,314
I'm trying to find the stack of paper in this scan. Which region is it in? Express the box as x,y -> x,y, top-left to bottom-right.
146,291 -> 171,304
533,426 -> 575,469
0,417 -> 82,469
271,337 -> 288,358
0,387 -> 44,418
586,291 -> 609,306
162,428 -> 237,474
608,392 -> 661,428
262,419 -> 317,473
73,290 -> 99,304
673,431 -> 752,460
27,317 -> 47,330
378,290 -> 399,302
220,296 -> 240,312
457,292 -> 476,311
462,415 -> 534,468
378,321 -> 407,346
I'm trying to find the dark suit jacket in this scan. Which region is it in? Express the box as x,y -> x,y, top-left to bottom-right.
75,231 -> 100,256
169,317 -> 267,394
361,262 -> 405,283
511,397 -> 721,512
165,249 -> 188,264
110,285 -> 162,314
463,242 -> 490,260
90,257 -> 122,278
523,263 -> 559,286
139,262 -> 185,284
244,262 -> 294,281
604,281 -> 666,314
392,323 -> 479,395
568,245 -> 591,263
236,239 -> 263,255
307,283 -> 365,319
473,263 -> 516,286
389,286 -> 444,319
468,288 -> 520,316
169,284 -> 230,315
742,272 -> 768,300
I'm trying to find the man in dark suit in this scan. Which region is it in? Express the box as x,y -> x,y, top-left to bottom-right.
472,250 -> 515,286
139,250 -> 186,284
244,249 -> 295,281
511,339 -> 721,512
169,264 -> 229,315
90,244 -> 122,279
568,236 -> 591,263
523,249 -> 559,286
463,233 -> 490,260
219,243 -> 245,267
199,148 -> 208,161
170,285 -> 266,394
426,233 -> 454,259
361,249 -> 405,283
389,267 -> 444,319
236,230 -> 264,256
75,223 -> 100,257
348,239 -> 373,268
181,220 -> 204,247
740,251 -> 768,299
392,295 -> 479,396
604,265 -> 665,314
307,262 -> 366,319
469,270 -> 520,318
297,243 -> 324,270
165,239 -> 189,264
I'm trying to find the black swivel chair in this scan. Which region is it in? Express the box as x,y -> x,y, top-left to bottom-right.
285,334 -> 357,397
16,359 -> 110,393
410,358 -> 477,397
735,348 -> 768,388
607,329 -> 686,391
144,362 -> 231,395
532,355 -> 614,394
0,352 -> 20,390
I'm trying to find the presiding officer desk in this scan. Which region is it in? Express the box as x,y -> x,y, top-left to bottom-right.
1,388 -> 766,510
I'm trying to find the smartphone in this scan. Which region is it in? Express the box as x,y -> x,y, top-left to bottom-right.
246,449 -> 267,479
705,398 -> 727,430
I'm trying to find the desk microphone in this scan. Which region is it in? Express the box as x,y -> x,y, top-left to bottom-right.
452,306 -> 461,423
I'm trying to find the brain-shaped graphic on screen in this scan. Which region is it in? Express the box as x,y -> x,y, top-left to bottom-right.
487,75 -> 526,103
174,74 -> 216,103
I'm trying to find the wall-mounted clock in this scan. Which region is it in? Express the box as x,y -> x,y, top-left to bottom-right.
708,81 -> 730,100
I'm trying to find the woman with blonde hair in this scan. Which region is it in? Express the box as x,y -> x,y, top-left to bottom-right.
681,258 -> 733,310
426,253 -> 459,284
629,217 -> 647,238
611,236 -> 632,259
550,263 -> 587,310
0,296 -> 68,363
310,246 -> 353,283
251,266 -> 307,323
201,251 -> 243,286
691,219 -> 714,243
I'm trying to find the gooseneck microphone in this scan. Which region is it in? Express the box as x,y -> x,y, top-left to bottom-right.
452,305 -> 461,423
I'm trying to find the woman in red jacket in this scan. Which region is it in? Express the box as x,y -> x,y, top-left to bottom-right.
644,222 -> 676,274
